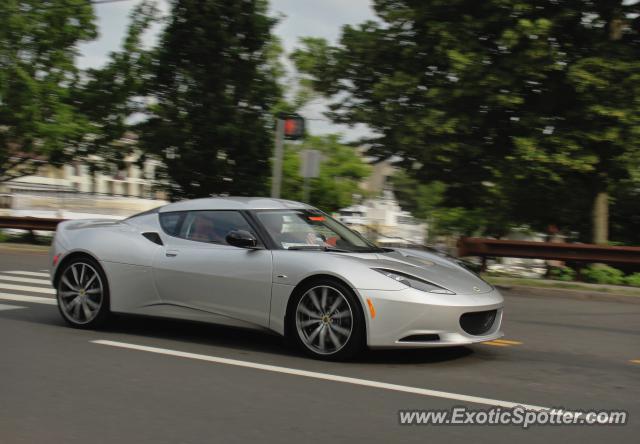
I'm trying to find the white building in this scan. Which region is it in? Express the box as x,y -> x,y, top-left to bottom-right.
336,156 -> 427,246
0,135 -> 167,219
337,190 -> 427,246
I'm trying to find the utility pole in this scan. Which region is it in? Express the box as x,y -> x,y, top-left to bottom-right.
271,118 -> 284,198
302,176 -> 310,203
299,149 -> 321,203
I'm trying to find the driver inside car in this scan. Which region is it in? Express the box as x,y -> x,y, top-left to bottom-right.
188,214 -> 224,243
261,213 -> 324,247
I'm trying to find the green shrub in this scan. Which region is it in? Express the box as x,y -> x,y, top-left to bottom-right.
625,273 -> 640,288
581,264 -> 625,285
548,266 -> 576,282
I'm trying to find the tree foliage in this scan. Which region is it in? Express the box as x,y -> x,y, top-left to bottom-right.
138,0 -> 282,199
75,1 -> 159,174
0,0 -> 96,182
281,134 -> 370,212
293,0 -> 640,242
391,171 -> 500,237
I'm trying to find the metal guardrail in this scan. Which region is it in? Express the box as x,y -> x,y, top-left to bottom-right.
0,216 -> 64,231
458,237 -> 640,267
2,216 -> 639,267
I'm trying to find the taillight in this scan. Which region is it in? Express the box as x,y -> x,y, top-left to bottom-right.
53,254 -> 60,266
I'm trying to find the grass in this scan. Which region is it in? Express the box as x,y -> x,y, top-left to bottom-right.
484,275 -> 640,298
0,230 -> 52,246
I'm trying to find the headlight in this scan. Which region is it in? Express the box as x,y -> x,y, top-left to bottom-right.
373,269 -> 455,294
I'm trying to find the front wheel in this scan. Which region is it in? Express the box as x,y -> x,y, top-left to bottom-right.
289,279 -> 366,360
56,257 -> 110,328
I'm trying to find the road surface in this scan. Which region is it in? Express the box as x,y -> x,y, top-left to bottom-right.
0,247 -> 638,443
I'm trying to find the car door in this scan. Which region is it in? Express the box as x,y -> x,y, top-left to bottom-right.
152,210 -> 273,328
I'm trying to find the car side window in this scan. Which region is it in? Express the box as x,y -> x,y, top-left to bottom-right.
161,210 -> 258,246
159,212 -> 185,236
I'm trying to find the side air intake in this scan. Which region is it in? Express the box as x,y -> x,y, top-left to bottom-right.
398,334 -> 440,343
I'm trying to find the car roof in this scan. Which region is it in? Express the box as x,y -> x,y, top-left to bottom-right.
158,197 -> 315,213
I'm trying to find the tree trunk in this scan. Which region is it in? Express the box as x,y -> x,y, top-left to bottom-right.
592,191 -> 609,244
589,16 -> 620,246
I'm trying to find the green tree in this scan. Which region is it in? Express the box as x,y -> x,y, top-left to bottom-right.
391,171 -> 444,221
75,1 -> 158,175
281,134 -> 370,212
293,0 -> 640,243
610,178 -> 640,246
0,0 -> 96,182
391,171 -> 505,238
138,0 -> 282,199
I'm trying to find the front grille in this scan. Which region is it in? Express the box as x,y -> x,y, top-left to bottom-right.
398,334 -> 440,343
460,310 -> 497,336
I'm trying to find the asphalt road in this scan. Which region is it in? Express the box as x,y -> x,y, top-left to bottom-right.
0,247 -> 638,443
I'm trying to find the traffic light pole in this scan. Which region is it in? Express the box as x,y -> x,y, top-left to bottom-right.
271,118 -> 284,198
302,176 -> 310,203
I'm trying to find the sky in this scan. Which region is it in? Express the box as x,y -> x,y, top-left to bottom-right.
77,0 -> 377,140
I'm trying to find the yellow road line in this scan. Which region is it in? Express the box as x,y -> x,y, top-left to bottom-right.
482,341 -> 511,347
491,339 -> 523,345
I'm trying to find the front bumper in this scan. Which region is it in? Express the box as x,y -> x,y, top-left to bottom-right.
357,287 -> 504,348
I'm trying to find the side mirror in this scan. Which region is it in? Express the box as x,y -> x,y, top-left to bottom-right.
226,230 -> 258,249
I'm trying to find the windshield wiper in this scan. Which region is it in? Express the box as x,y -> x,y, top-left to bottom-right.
354,247 -> 386,253
287,245 -> 351,252
323,246 -> 352,252
286,245 -> 323,250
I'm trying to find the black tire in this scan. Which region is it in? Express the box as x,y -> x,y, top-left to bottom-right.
287,277 -> 366,361
56,255 -> 111,329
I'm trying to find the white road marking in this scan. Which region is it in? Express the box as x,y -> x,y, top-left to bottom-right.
0,292 -> 57,305
92,339 -> 582,418
4,271 -> 50,278
0,283 -> 55,295
0,303 -> 25,311
0,275 -> 52,286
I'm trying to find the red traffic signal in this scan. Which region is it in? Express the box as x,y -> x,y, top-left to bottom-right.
282,114 -> 305,140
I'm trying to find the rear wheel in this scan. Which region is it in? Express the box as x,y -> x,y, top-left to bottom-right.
289,279 -> 365,360
56,257 -> 110,328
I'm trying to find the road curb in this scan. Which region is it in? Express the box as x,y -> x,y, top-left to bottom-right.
498,284 -> 640,304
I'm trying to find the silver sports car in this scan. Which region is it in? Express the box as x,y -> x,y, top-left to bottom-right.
49,197 -> 504,359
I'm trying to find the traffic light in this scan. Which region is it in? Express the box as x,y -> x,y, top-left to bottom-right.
281,114 -> 305,140
272,113 -> 305,198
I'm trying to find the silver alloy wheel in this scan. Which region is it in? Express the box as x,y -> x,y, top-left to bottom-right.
58,262 -> 104,324
295,285 -> 353,355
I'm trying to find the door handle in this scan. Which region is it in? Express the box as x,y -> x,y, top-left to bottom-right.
165,250 -> 179,257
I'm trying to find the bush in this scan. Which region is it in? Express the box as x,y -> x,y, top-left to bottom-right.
625,273 -> 640,288
548,266 -> 576,282
581,264 -> 625,285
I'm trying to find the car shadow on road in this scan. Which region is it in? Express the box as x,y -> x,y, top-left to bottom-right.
358,346 -> 473,364
2,307 -> 475,366
104,314 -> 477,365
105,313 -> 293,354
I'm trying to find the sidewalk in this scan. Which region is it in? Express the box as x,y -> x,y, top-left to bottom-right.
486,276 -> 640,304
0,242 -> 50,254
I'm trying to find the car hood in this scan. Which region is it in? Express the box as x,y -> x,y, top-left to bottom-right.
332,248 -> 492,295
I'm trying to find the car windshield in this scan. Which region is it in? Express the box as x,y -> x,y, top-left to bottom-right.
255,210 -> 383,252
